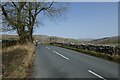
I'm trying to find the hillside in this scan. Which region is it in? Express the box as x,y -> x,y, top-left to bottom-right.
34,35 -> 81,44
1,35 -> 19,40
1,35 -> 81,43
1,34 -> 119,45
89,36 -> 119,45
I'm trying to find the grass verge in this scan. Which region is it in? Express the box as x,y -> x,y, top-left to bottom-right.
2,43 -> 35,78
52,44 -> 120,63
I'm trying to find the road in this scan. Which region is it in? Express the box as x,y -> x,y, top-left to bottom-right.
31,44 -> 119,79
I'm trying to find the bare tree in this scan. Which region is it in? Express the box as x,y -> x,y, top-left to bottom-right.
1,1 -> 68,43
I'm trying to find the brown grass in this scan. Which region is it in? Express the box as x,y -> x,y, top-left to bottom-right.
0,43 -> 2,80
2,43 -> 35,78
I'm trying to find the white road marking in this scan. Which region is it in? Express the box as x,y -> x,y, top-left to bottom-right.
53,51 -> 69,60
48,48 -> 50,50
46,47 -> 48,48
46,47 -> 50,50
88,70 -> 106,80
0,75 -> 2,78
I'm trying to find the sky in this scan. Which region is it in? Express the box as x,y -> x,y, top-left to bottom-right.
33,2 -> 118,39
2,2 -> 118,39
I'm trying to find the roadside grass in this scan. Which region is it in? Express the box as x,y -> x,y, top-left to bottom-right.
52,44 -> 120,63
2,43 -> 35,78
0,43 -> 2,80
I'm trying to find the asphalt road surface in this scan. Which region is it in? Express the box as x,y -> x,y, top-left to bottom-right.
31,44 -> 119,79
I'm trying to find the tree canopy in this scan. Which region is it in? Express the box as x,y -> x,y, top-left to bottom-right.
1,1 -> 68,43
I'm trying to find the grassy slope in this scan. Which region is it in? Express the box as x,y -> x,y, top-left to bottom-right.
89,36 -> 119,45
2,35 -> 119,45
0,43 -> 2,79
2,35 -> 19,40
2,43 -> 35,78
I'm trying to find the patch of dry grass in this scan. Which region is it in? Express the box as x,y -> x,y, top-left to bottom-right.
2,43 -> 35,78
0,43 -> 2,80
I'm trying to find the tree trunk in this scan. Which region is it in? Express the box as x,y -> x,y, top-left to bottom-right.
16,26 -> 27,44
18,30 -> 26,44
28,27 -> 33,43
19,35 -> 26,44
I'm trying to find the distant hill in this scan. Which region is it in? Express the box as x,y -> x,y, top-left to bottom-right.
1,34 -> 119,45
77,38 -> 93,42
89,36 -> 119,45
34,35 -> 81,44
1,35 -> 81,43
1,35 -> 19,40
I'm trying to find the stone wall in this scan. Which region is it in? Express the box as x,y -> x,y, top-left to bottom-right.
52,42 -> 120,56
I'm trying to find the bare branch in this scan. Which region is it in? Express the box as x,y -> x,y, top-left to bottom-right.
48,2 -> 54,8
12,2 -> 18,9
36,2 -> 54,16
2,2 -> 68,43
2,5 -> 17,27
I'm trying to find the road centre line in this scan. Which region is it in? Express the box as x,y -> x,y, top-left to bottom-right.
53,51 -> 69,60
48,47 -> 50,49
88,70 -> 106,80
46,47 -> 50,50
0,75 -> 2,78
